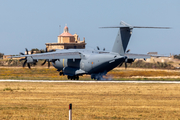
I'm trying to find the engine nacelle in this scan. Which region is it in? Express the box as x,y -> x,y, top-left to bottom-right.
27,57 -> 37,64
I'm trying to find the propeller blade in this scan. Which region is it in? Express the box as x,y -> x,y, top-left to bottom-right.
48,61 -> 50,68
19,58 -> 26,61
25,48 -> 29,55
20,52 -> 25,55
52,59 -> 57,64
23,60 -> 27,67
31,50 -> 34,54
27,63 -> 31,69
41,60 -> 47,66
118,62 -> 123,67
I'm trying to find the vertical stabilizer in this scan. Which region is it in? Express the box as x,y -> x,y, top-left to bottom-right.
112,21 -> 132,55
112,26 -> 132,55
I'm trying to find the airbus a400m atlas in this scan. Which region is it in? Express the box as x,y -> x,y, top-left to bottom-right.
11,21 -> 169,80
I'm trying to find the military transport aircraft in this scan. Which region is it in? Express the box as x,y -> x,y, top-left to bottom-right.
11,21 -> 170,80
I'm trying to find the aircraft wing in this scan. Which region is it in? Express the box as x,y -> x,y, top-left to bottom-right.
10,51 -> 82,60
148,54 -> 170,58
125,53 -> 150,59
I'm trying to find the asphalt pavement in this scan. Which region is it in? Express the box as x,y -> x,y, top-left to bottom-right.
0,80 -> 180,83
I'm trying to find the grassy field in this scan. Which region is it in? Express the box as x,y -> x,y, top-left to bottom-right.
1,67 -> 180,80
0,67 -> 67,80
0,82 -> 180,119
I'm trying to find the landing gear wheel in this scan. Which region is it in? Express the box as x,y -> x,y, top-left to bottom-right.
97,77 -> 100,80
77,76 -> 79,80
91,75 -> 95,80
75,75 -> 79,80
68,76 -> 73,80
59,72 -> 64,76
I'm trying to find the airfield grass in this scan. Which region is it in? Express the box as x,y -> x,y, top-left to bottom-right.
0,82 -> 180,119
1,67 -> 180,80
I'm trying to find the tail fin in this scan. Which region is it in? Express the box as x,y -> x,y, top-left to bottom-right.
112,21 -> 132,55
100,21 -> 170,56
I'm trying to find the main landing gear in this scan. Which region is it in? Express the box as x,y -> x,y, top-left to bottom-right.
67,75 -> 79,80
91,73 -> 106,80
91,75 -> 101,80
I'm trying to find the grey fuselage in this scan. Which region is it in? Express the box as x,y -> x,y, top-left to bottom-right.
52,49 -> 125,76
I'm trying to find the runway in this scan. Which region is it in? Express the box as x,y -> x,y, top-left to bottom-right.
0,79 -> 180,83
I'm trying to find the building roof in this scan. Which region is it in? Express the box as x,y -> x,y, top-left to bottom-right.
58,32 -> 74,37
58,26 -> 74,37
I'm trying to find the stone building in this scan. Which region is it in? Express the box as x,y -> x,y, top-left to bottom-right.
46,26 -> 86,51
145,52 -> 172,63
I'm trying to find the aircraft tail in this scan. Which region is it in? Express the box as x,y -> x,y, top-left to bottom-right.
112,21 -> 132,55
100,21 -> 170,56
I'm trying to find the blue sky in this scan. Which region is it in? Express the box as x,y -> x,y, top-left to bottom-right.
0,0 -> 179,55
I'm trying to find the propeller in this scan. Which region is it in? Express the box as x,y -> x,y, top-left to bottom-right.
41,48 -> 56,68
124,58 -> 135,69
123,49 -> 132,69
41,59 -> 51,68
103,48 -> 105,51
124,49 -> 130,69
19,48 -> 35,69
20,52 -> 25,55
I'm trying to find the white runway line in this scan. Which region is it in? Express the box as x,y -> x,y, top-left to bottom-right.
0,80 -> 180,84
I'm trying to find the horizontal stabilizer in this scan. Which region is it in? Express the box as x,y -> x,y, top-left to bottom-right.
101,21 -> 170,56
100,26 -> 170,29
100,21 -> 171,29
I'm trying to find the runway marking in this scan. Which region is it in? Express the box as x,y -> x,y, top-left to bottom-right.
0,80 -> 180,83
